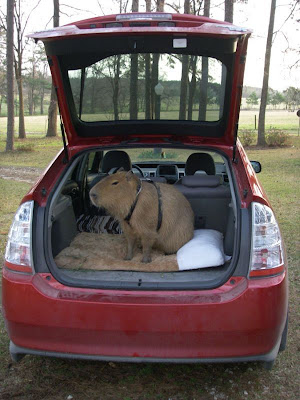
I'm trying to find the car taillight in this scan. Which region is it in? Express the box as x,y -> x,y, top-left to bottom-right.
5,201 -> 34,272
249,202 -> 284,278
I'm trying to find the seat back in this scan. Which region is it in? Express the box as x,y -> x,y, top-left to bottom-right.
185,153 -> 216,175
175,175 -> 231,234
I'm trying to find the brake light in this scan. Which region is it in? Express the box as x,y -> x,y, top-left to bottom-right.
116,13 -> 172,21
249,202 -> 284,278
5,201 -> 34,273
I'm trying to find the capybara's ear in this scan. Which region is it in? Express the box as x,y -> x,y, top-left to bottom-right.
117,167 -> 125,172
125,170 -> 134,181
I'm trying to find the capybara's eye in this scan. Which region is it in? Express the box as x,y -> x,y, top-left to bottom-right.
112,181 -> 119,185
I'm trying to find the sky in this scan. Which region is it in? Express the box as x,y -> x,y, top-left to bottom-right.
2,0 -> 299,92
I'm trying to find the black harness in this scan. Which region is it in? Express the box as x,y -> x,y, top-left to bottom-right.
124,180 -> 162,232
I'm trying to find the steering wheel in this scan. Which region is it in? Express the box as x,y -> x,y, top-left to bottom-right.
132,164 -> 144,178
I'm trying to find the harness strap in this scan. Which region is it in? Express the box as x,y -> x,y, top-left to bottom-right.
124,180 -> 142,225
151,181 -> 163,232
124,179 -> 162,232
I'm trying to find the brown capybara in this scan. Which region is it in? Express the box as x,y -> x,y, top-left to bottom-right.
90,170 -> 194,263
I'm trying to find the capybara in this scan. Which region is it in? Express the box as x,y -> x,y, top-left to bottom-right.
90,170 -> 194,263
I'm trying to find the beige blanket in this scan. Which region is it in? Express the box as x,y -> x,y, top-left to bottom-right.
55,232 -> 179,272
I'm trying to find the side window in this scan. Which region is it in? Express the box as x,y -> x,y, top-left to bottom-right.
88,152 -> 97,171
87,151 -> 103,174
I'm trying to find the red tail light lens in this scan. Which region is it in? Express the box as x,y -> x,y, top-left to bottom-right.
5,201 -> 34,273
249,202 -> 284,278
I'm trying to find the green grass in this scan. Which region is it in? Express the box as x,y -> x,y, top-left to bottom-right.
0,109 -> 299,137
239,110 -> 299,132
0,134 -> 62,167
0,136 -> 299,400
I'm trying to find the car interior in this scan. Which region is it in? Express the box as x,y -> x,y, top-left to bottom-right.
48,147 -> 237,282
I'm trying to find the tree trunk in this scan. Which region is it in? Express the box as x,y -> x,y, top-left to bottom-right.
113,55 -> 121,120
132,0 -> 139,11
224,0 -> 234,23
129,0 -> 139,119
184,0 -> 190,13
198,0 -> 210,120
6,0 -> 14,151
179,56 -> 189,120
156,0 -> 164,12
187,56 -> 197,120
219,0 -> 233,118
46,0 -> 59,137
153,0 -> 164,155
257,0 -> 277,146
198,57 -> 209,120
144,0 -> 151,119
179,0 -> 190,120
145,0 -> 151,12
15,62 -> 26,139
40,86 -> 45,115
151,0 -> 164,120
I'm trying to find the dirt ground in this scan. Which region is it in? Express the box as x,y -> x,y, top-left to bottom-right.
0,166 -> 43,184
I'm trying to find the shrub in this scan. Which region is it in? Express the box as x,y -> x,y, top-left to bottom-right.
16,143 -> 35,152
238,130 -> 256,147
266,128 -> 290,147
138,150 -> 178,159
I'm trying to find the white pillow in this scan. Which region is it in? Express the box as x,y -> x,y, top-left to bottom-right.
177,229 -> 226,271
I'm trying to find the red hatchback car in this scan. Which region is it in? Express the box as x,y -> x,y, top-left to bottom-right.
2,12 -> 288,369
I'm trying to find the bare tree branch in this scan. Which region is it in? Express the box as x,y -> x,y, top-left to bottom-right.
60,3 -> 95,14
273,0 -> 299,35
23,0 -> 43,34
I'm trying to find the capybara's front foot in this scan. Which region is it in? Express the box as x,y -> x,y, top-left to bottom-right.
124,254 -> 133,261
141,255 -> 152,263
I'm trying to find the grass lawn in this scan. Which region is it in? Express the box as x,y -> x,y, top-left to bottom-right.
0,109 -> 299,137
0,136 -> 299,400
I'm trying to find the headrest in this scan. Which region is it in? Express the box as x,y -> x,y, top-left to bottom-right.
185,153 -> 216,175
101,150 -> 132,173
181,175 -> 222,188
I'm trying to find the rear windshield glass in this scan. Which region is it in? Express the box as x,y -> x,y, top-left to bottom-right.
68,53 -> 226,123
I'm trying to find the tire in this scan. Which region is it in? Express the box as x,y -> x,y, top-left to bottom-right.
279,313 -> 288,352
262,360 -> 275,370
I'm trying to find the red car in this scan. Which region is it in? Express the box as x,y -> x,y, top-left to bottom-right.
2,13 -> 288,369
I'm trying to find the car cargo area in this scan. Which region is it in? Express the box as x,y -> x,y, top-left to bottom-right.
46,147 -> 238,287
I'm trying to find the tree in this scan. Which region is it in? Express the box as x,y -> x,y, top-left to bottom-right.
14,0 -> 28,139
257,0 -> 277,146
283,86 -> 300,110
129,0 -> 139,119
198,0 -> 210,120
151,0 -> 165,121
25,45 -> 50,115
224,0 -> 234,23
144,0 -> 152,119
268,89 -> 284,109
218,0 -> 234,118
246,92 -> 259,108
179,0 -> 190,120
0,30 -> 7,117
46,0 -> 59,137
6,0 -> 14,151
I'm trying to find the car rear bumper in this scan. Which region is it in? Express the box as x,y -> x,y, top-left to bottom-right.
2,268 -> 288,362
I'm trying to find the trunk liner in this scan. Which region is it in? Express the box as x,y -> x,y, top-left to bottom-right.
55,232 -> 179,272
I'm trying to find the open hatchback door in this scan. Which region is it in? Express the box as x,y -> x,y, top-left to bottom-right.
29,12 -> 251,154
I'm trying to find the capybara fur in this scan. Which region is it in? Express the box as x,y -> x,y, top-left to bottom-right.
90,170 -> 194,263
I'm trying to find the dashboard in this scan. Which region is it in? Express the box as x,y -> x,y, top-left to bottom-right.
132,161 -> 228,184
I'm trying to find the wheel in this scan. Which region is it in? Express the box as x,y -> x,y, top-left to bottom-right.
131,164 -> 144,178
279,313 -> 288,352
262,360 -> 275,370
